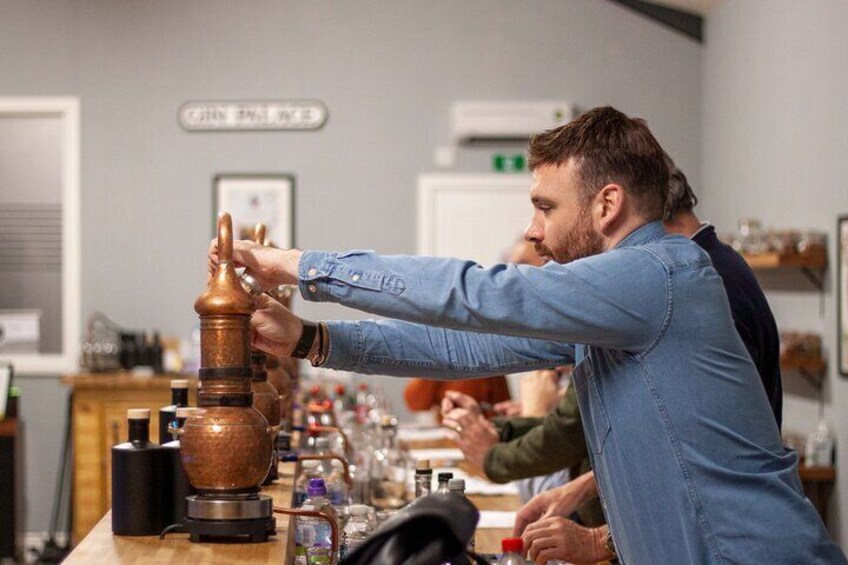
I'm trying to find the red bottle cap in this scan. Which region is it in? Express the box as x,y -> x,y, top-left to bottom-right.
358,383 -> 368,391
335,384 -> 346,395
502,537 -> 523,553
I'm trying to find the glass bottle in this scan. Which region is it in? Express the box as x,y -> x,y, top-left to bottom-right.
158,379 -> 189,445
414,459 -> 433,498
436,472 -> 453,495
369,415 -> 412,509
314,437 -> 350,510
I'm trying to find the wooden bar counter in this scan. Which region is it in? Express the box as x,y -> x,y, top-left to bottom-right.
64,461 -> 297,565
65,458 -> 517,564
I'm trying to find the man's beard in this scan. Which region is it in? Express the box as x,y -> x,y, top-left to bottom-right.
535,212 -> 604,264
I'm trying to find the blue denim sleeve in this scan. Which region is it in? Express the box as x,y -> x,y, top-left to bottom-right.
299,247 -> 669,352
322,318 -> 575,378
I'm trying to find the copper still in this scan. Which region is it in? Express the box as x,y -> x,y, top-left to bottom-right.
180,213 -> 273,493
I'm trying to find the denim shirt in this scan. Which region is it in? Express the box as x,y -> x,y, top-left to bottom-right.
298,221 -> 844,564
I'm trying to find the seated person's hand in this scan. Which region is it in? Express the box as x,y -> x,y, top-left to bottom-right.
513,471 -> 596,537
493,399 -> 522,417
523,517 -> 611,565
442,405 -> 498,477
440,390 -> 482,420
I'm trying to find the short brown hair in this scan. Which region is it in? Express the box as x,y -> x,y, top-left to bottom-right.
528,106 -> 668,220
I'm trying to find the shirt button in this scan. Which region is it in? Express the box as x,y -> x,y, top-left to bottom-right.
307,268 -> 317,276
307,284 -> 317,293
351,274 -> 361,282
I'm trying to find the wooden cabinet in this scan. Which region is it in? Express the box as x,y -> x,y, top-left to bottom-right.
63,374 -> 197,543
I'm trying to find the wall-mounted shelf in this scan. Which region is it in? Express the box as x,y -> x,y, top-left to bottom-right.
742,251 -> 827,290
780,354 -> 827,389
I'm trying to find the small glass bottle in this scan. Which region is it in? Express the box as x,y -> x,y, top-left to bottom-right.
414,459 -> 433,498
314,437 -> 350,509
497,537 -> 525,565
436,472 -> 453,495
158,379 -> 189,445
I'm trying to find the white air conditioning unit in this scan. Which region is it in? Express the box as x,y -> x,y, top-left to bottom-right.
450,101 -> 575,145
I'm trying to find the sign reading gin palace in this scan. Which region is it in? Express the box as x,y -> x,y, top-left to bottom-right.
178,100 -> 328,131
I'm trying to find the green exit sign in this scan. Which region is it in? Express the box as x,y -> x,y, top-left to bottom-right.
493,154 -> 526,172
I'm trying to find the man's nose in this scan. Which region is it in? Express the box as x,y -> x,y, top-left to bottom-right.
524,220 -> 542,242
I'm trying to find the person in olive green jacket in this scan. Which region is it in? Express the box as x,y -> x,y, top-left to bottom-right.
442,384 -> 606,527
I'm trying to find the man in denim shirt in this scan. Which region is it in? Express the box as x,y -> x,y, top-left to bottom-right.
214,107 -> 844,564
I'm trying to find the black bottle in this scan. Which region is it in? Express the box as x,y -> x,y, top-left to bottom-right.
158,379 -> 189,445
111,409 -> 165,535
150,331 -> 164,374
161,407 -> 197,526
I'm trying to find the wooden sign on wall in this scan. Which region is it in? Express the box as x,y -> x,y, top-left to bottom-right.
178,100 -> 328,131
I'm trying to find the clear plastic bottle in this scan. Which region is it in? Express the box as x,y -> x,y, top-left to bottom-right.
369,415 -> 412,509
294,460 -> 322,507
414,459 -> 433,498
295,478 -> 339,565
314,437 -> 350,509
340,504 -> 374,559
436,472 -> 453,495
498,537 -> 525,565
448,479 -> 474,553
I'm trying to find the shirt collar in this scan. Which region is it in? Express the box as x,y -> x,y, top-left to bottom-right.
690,221 -> 712,239
613,220 -> 666,249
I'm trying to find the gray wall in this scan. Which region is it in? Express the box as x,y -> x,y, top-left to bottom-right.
0,0 -> 702,534
702,0 -> 848,547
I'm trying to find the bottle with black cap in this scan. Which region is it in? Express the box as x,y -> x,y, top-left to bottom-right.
158,379 -> 189,445
436,472 -> 453,495
161,407 -> 198,527
111,409 -> 165,535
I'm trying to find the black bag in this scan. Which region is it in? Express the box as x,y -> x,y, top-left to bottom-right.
340,494 -> 491,565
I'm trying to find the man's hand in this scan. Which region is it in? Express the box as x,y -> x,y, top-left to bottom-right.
249,294 -> 306,358
493,399 -> 522,417
523,519 -> 611,565
513,471 -> 597,536
208,239 -> 301,289
441,394 -> 497,477
440,390 -> 482,417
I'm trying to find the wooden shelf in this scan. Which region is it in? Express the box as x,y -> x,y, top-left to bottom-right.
743,252 -> 826,270
799,465 -> 836,482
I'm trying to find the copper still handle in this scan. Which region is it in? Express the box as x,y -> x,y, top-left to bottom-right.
254,223 -> 267,245
273,507 -> 339,562
307,425 -> 353,460
216,212 -> 234,263
298,454 -> 353,488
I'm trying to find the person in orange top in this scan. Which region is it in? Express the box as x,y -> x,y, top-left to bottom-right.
403,240 -> 546,416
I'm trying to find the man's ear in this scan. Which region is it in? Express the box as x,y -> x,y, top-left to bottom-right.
595,183 -> 625,234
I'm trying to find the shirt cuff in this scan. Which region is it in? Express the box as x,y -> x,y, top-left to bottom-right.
323,321 -> 364,372
297,250 -> 338,302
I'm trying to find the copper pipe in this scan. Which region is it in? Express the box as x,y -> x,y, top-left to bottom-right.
253,223 -> 267,245
218,212 -> 233,262
272,507 -> 338,562
307,425 -> 352,459
297,454 -> 353,487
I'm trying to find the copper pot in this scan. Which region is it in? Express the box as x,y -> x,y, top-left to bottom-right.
180,212 -> 273,494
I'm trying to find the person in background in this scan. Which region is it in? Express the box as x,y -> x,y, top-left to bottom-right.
402,241 -> 546,418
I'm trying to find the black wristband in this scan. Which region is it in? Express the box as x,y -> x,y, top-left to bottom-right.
292,320 -> 318,359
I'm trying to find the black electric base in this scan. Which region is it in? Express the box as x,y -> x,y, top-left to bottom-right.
183,515 -> 276,543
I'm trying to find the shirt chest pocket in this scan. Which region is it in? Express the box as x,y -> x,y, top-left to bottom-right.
573,358 -> 611,455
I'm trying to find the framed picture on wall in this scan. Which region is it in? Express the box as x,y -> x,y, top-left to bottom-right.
839,215 -> 848,376
213,174 -> 295,248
